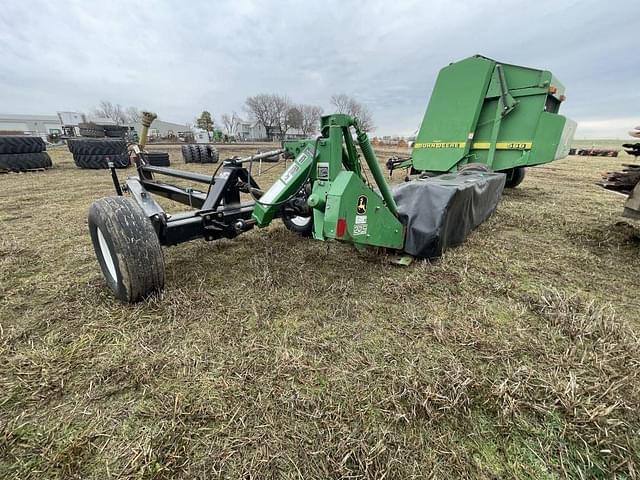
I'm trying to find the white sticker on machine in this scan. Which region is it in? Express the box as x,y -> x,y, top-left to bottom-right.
353,223 -> 367,236
317,162 -> 329,179
259,148 -> 313,205
355,215 -> 367,224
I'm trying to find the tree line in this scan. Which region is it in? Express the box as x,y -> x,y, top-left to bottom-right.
91,93 -> 374,140
242,93 -> 373,139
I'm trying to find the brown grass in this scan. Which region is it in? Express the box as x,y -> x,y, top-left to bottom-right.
0,143 -> 639,478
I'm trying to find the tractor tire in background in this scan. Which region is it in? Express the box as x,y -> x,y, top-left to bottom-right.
181,145 -> 194,163
102,125 -> 126,138
144,151 -> 170,167
88,196 -> 165,303
0,152 -> 52,171
78,123 -> 105,137
190,145 -> 201,163
73,154 -> 130,169
206,145 -> 219,163
503,167 -> 526,188
179,144 -> 219,163
0,136 -> 46,154
67,138 -> 127,156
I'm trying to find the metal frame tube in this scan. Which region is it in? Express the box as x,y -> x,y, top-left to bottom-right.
354,125 -> 399,216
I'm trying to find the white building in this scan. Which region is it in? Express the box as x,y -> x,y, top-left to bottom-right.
138,118 -> 190,138
235,122 -> 306,141
237,121 -> 268,141
0,113 -> 63,137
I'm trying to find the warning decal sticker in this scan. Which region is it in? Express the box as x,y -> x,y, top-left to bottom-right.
356,195 -> 368,214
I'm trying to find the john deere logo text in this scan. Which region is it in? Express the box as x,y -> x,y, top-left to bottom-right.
356,195 -> 368,214
414,142 -> 465,149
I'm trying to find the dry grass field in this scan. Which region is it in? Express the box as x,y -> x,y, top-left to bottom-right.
1,142 -> 639,478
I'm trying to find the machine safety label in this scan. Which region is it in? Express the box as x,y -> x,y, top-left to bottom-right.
259,148 -> 313,205
356,195 -> 368,214
355,215 -> 367,224
353,224 -> 367,236
317,162 -> 329,179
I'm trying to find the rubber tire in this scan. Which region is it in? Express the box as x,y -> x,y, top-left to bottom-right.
189,145 -> 201,163
182,145 -> 193,163
104,130 -> 124,138
281,210 -> 313,237
196,145 -> 213,164
74,154 -> 130,169
145,151 -> 170,167
88,196 -> 165,303
206,145 -> 219,163
503,167 -> 526,188
0,136 -> 46,154
67,139 -> 127,155
0,152 -> 52,171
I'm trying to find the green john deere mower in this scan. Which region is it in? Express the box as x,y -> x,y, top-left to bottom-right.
87,55 -> 575,302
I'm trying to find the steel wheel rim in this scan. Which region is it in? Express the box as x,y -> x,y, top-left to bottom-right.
97,227 -> 117,283
290,215 -> 311,227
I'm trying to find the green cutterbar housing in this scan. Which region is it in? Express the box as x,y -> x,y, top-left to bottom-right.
411,55 -> 576,173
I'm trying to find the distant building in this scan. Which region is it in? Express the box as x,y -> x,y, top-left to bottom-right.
138,118 -> 190,138
237,121 -> 268,141
0,113 -> 63,137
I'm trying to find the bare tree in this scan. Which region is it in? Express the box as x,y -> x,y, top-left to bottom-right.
244,94 -> 293,140
272,95 -> 294,139
125,107 -> 141,125
221,112 -> 242,136
94,100 -> 127,125
287,107 -> 303,130
299,104 -> 324,136
330,94 -> 374,131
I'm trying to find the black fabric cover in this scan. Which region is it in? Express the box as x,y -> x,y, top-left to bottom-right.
392,172 -> 505,258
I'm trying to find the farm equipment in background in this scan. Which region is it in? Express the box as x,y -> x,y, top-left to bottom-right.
596,126 -> 640,219
387,55 -> 576,187
87,56 -> 575,302
569,147 -> 619,157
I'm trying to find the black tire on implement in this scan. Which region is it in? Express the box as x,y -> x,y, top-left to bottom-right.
0,152 -> 52,171
281,208 -> 313,237
0,136 -> 46,154
67,138 -> 127,156
144,151 -> 170,167
503,167 -> 526,188
74,154 -> 130,169
88,196 -> 165,303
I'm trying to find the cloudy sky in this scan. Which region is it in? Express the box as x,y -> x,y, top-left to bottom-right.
0,0 -> 637,138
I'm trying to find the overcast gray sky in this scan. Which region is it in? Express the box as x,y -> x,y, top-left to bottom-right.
0,0 -> 638,138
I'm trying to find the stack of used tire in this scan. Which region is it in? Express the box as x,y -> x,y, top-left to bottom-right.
143,151 -> 170,167
102,125 -> 127,138
0,136 -> 52,172
67,138 -> 130,169
78,123 -> 127,138
181,144 -> 219,163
